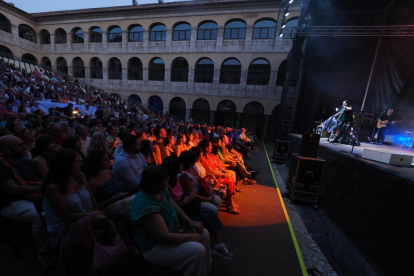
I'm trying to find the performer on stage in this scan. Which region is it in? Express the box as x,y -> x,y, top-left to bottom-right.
371,108 -> 394,145
331,100 -> 353,144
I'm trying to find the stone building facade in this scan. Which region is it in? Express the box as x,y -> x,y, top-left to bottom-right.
0,0 -> 299,138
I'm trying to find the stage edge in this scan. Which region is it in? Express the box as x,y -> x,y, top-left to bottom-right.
263,141 -> 309,276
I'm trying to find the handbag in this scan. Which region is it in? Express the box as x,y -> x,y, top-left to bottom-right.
85,211 -> 129,270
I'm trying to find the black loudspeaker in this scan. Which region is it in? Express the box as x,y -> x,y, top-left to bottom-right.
299,133 -> 320,158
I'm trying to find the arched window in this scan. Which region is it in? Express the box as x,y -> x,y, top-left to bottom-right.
149,58 -> 165,81
72,28 -> 84,43
108,58 -> 122,80
128,25 -> 143,42
173,23 -> 191,41
276,60 -> 287,86
128,57 -> 143,80
90,27 -> 102,43
219,58 -> 241,84
224,20 -> 246,39
40,30 -> 50,45
253,19 -> 276,39
194,58 -> 214,83
0,14 -> 11,33
285,17 -> 299,28
91,57 -> 103,79
55,29 -> 67,44
19,25 -> 36,43
22,54 -> 38,65
197,21 -> 217,40
150,24 -> 166,41
41,57 -> 51,70
171,58 -> 188,82
0,45 -> 13,57
247,59 -> 271,85
56,57 -> 68,74
108,26 -> 122,43
73,57 -> 85,78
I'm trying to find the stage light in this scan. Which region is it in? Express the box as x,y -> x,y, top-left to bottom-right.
282,21 -> 286,28
335,108 -> 339,111
279,32 -> 283,37
285,8 -> 290,17
289,0 -> 294,3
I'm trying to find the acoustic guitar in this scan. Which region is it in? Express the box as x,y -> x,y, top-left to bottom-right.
377,120 -> 401,129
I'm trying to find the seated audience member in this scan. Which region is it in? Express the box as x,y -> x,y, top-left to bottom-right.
0,127 -> 10,137
63,135 -> 86,164
174,133 -> 187,157
59,121 -> 71,138
32,136 -> 58,180
185,132 -> 196,149
0,135 -> 41,223
130,165 -> 211,276
86,132 -> 110,157
198,139 -> 239,214
42,149 -> 118,274
140,140 -> 157,166
153,126 -> 167,165
106,123 -> 121,154
163,135 -> 176,157
13,128 -> 34,158
48,122 -> 64,147
86,150 -> 135,217
5,116 -> 21,134
75,124 -> 90,156
113,134 -> 146,191
162,156 -> 234,259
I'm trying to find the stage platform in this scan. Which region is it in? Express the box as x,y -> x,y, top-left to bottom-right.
287,134 -> 414,276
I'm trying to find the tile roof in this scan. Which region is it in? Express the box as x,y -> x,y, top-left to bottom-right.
30,0 -> 274,18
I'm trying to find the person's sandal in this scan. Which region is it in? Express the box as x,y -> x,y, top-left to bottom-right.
227,206 -> 240,214
235,186 -> 243,193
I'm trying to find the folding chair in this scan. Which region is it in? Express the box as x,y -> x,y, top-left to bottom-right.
123,211 -> 171,276
34,195 -> 59,275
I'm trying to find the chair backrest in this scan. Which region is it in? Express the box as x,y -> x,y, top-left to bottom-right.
34,195 -> 49,235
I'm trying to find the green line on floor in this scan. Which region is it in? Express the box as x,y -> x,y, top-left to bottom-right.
263,141 -> 308,276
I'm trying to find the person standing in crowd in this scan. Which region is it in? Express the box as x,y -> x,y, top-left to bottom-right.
113,134 -> 146,191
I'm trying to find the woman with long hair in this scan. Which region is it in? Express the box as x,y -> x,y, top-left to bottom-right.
85,150 -> 135,218
174,133 -> 186,157
163,135 -> 176,157
185,132 -> 195,149
42,149 -> 117,274
140,140 -> 157,165
86,132 -> 110,157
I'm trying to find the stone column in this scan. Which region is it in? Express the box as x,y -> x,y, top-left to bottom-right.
240,69 -> 248,96
85,67 -> 91,82
164,67 -> 171,92
102,31 -> 107,51
268,70 -> 277,97
143,30 -> 149,51
122,30 -> 128,52
66,33 -> 72,51
166,28 -> 172,52
36,33 -> 41,51
187,68 -> 195,92
235,112 -> 242,128
262,114 -> 271,141
185,108 -> 191,122
244,25 -> 253,51
50,33 -> 55,52
68,66 -> 73,77
190,26 -> 197,50
142,67 -> 148,90
103,66 -> 108,87
84,32 -> 89,52
209,110 -> 215,125
215,26 -> 224,51
213,68 -> 220,95
122,67 -> 128,90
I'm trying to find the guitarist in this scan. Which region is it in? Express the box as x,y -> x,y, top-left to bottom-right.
331,100 -> 353,143
371,108 -> 394,145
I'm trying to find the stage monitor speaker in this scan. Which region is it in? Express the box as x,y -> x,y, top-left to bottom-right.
299,133 -> 320,158
362,149 -> 413,166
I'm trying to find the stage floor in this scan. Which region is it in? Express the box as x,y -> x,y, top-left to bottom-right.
291,134 -> 414,180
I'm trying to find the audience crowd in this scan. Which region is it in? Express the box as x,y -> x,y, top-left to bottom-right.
0,57 -> 259,276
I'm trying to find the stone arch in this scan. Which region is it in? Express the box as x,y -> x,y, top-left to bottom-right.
241,101 -> 265,138
21,53 -> 38,65
128,94 -> 142,105
0,45 -> 13,57
169,97 -> 186,121
215,100 -> 237,127
0,13 -> 11,33
191,98 -> 210,124
148,95 -> 164,113
56,57 -> 68,74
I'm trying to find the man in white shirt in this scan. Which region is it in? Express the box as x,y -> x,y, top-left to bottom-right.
75,124 -> 90,155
